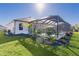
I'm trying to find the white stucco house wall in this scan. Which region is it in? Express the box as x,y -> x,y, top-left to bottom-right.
6,17 -> 35,35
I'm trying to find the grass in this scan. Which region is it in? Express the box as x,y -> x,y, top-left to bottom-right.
0,31 -> 79,56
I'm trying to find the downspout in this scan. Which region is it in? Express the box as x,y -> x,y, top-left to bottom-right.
14,20 -> 16,35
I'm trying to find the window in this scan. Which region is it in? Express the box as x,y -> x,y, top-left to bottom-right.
19,23 -> 23,30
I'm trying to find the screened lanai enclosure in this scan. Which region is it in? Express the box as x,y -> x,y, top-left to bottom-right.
31,15 -> 71,42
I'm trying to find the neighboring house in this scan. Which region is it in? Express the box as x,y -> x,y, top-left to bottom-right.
0,25 -> 6,31
6,17 -> 35,35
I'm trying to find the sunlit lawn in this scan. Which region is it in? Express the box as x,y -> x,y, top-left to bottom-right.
0,31 -> 79,56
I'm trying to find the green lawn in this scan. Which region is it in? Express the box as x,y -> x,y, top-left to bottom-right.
0,31 -> 79,56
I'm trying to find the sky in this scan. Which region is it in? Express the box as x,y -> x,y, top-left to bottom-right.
0,3 -> 79,26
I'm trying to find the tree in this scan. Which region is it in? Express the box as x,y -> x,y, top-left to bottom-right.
73,24 -> 79,32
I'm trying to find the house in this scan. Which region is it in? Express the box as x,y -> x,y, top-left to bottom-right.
6,17 -> 35,35
0,25 -> 6,31
6,15 -> 71,37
